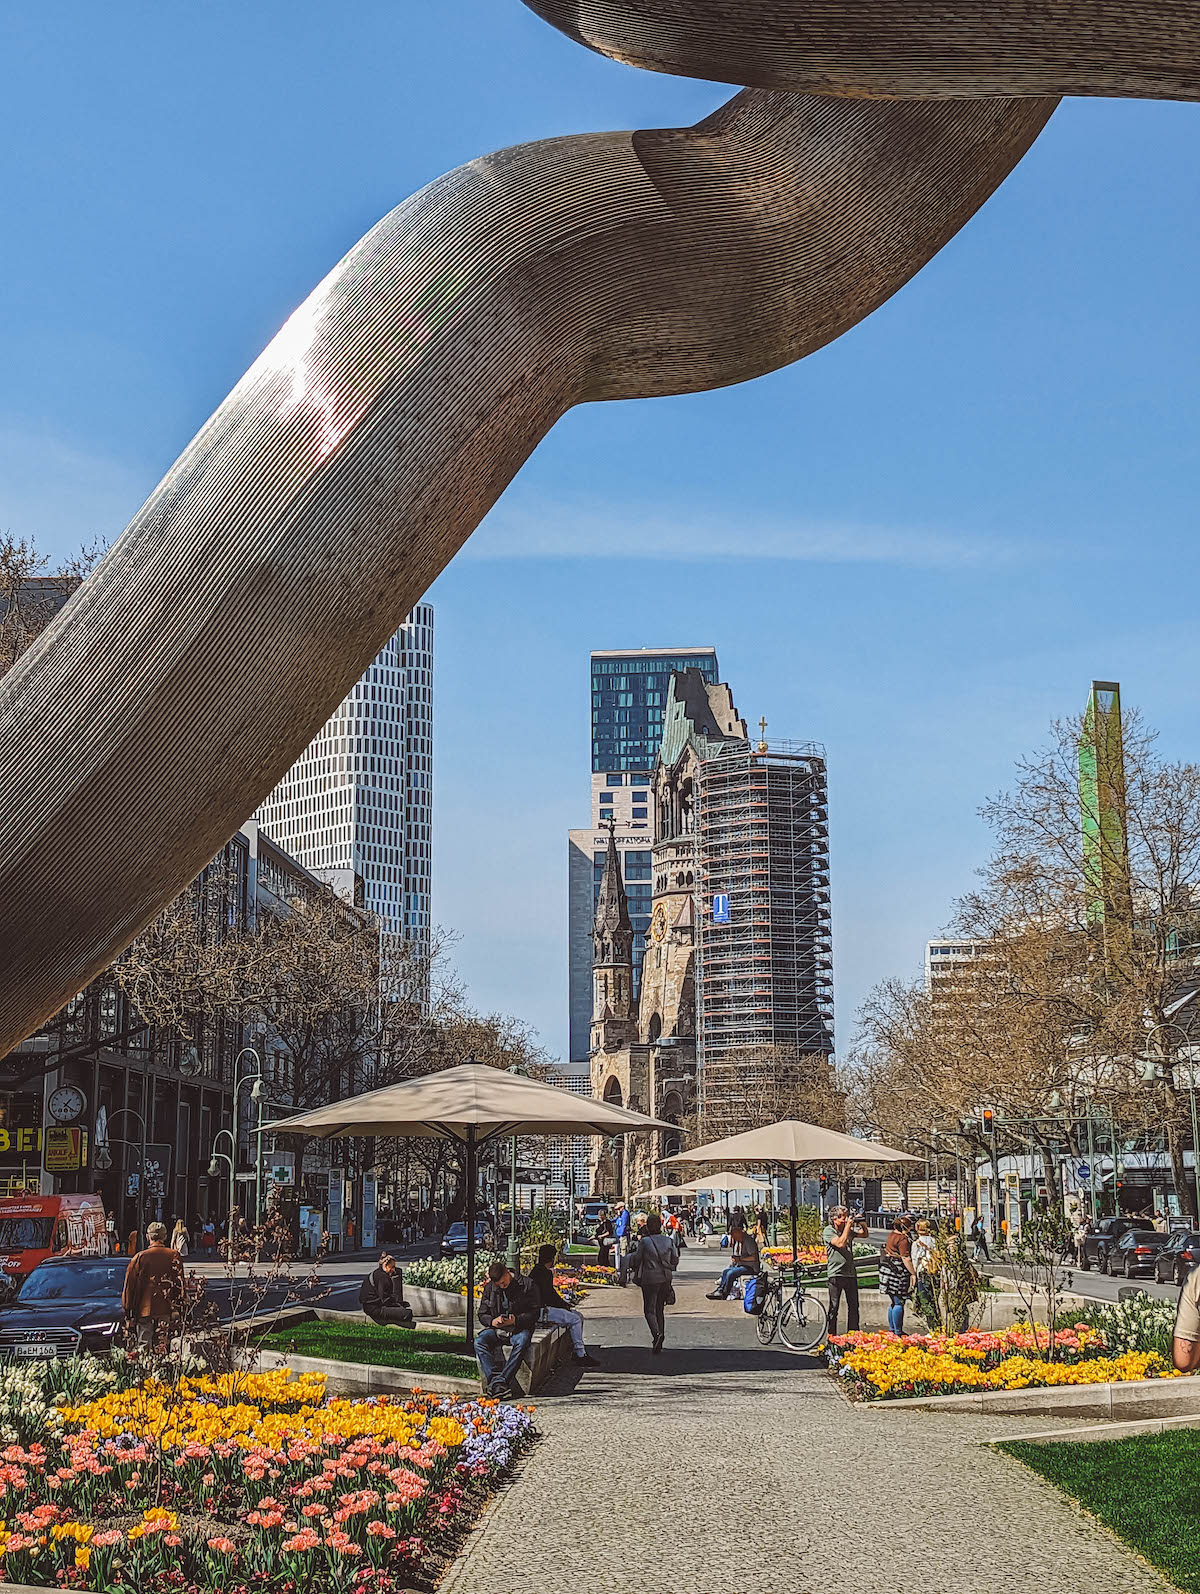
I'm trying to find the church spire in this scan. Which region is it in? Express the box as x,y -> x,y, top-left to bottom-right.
594,820 -> 632,941
591,820 -> 635,1040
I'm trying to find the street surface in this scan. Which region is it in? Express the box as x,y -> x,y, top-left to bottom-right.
867,1228 -> 1185,1305
188,1238 -> 437,1323
985,1257 -> 1185,1306
439,1247 -> 1173,1594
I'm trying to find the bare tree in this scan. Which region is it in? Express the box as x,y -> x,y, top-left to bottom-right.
701,1045 -> 844,1142
957,709 -> 1200,1216
1,531 -> 101,674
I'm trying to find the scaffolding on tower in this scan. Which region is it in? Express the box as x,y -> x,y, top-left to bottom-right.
694,738 -> 834,1137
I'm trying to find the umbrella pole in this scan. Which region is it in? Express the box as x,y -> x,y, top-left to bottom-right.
465,1131 -> 478,1354
789,1163 -> 798,1264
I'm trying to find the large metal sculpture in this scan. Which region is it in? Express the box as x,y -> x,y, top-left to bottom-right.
524,1 -> 1200,100
0,0 -> 1185,1056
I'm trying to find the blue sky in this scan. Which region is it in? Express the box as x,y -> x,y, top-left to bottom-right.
3,3 -> 1200,1060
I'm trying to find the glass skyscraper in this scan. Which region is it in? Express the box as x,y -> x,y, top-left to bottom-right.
591,648 -> 720,773
568,647 -> 719,1062
255,604 -> 434,960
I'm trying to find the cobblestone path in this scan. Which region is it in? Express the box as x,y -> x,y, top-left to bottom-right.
441,1247 -> 1174,1594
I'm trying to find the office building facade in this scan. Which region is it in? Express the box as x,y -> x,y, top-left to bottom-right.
568,648 -> 719,1062
256,604 -> 434,954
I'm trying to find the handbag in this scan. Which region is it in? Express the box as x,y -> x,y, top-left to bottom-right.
664,1283 -> 676,1306
878,1252 -> 911,1298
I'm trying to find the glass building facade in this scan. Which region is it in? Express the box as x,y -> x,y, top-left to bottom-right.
569,649 -> 720,1061
255,604 -> 434,962
591,649 -> 719,774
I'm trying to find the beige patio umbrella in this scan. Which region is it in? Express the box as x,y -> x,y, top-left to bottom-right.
685,1170 -> 773,1226
634,1180 -> 699,1201
272,1063 -> 672,1342
690,1172 -> 773,1194
662,1119 -> 916,1262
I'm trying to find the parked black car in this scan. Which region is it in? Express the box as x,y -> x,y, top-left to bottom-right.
1103,1228 -> 1166,1278
1154,1229 -> 1200,1286
439,1221 -> 496,1257
0,1255 -> 130,1360
1077,1216 -> 1142,1269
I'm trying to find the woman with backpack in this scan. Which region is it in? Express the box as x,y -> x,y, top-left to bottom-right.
629,1212 -> 679,1354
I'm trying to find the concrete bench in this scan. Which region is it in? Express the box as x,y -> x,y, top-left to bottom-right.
501,1320 -> 569,1395
250,1307 -> 571,1398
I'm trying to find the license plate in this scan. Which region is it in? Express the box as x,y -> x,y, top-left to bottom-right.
13,1344 -> 55,1358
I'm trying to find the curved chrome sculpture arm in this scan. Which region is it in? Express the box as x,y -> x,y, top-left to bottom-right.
0,87 -> 1052,1057
523,0 -> 1200,101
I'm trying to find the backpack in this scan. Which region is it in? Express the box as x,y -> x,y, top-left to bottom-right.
742,1273 -> 767,1315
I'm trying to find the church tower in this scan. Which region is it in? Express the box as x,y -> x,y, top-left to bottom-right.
591,823 -> 637,1053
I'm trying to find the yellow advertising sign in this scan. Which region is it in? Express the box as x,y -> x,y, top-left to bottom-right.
44,1128 -> 87,1172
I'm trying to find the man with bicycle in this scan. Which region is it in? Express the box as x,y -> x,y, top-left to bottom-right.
823,1205 -> 868,1336
705,1222 -> 760,1300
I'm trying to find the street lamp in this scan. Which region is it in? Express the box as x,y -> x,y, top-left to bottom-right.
209,1050 -> 268,1239
1142,1019 -> 1200,1221
96,1107 -> 147,1249
252,1105 -> 290,1226
208,1131 -> 236,1244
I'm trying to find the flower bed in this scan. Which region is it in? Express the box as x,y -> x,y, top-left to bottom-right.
828,1324 -> 1178,1402
568,1264 -> 617,1287
0,1364 -> 535,1591
404,1254 -> 589,1305
403,1255 -> 505,1293
762,1242 -> 876,1268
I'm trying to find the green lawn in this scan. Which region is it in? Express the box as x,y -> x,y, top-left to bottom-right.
259,1320 -> 478,1381
1001,1430 -> 1200,1593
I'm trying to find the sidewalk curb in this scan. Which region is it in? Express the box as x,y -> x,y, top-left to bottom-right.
982,1412 -> 1200,1446
857,1372 -> 1200,1419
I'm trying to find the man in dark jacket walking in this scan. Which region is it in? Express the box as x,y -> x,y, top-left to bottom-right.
475,1260 -> 539,1395
359,1254 -> 414,1326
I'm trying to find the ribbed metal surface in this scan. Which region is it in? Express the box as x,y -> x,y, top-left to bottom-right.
523,1 -> 1200,101
0,65 -> 1052,1058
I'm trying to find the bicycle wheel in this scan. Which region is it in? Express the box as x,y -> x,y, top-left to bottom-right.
755,1285 -> 781,1344
778,1290 -> 827,1353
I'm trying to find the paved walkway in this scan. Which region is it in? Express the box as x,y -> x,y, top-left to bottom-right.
441,1247 -> 1174,1594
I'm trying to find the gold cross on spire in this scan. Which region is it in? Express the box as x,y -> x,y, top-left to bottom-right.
757,716 -> 768,752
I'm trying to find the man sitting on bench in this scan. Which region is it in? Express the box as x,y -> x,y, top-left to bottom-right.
359,1254 -> 414,1326
475,1260 -> 539,1397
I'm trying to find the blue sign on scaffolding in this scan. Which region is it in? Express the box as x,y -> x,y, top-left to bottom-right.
1076,1163 -> 1091,1182
712,893 -> 730,924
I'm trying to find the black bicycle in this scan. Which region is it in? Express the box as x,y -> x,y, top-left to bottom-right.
754,1262 -> 827,1353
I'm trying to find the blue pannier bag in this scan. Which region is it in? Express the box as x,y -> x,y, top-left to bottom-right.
743,1273 -> 767,1315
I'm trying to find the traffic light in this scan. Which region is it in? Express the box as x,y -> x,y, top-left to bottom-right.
819,1172 -> 829,1194
980,1108 -> 995,1136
